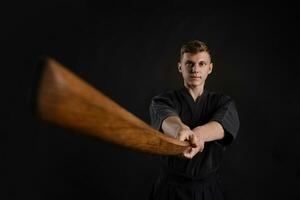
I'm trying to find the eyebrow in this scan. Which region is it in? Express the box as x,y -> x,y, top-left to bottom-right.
185,60 -> 194,63
185,60 -> 208,64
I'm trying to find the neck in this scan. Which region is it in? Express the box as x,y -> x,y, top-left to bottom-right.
184,83 -> 204,101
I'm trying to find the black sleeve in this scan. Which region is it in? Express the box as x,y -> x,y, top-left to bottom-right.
149,92 -> 179,131
209,95 -> 240,146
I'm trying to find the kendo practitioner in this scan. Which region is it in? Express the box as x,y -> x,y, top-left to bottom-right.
149,40 -> 240,200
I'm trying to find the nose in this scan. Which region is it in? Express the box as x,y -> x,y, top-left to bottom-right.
191,64 -> 199,73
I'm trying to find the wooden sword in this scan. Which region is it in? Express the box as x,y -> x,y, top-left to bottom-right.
32,57 -> 190,155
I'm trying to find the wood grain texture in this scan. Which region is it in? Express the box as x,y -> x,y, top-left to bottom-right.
34,57 -> 190,155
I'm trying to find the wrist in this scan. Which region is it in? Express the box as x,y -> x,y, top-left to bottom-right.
180,124 -> 190,131
193,126 -> 207,142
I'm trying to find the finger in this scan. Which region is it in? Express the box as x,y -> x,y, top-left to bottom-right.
183,147 -> 192,154
183,147 -> 198,159
178,132 -> 185,141
178,131 -> 189,141
183,151 -> 193,159
188,134 -> 197,148
183,151 -> 195,159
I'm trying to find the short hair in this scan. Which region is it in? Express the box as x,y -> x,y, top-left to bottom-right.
180,40 -> 211,62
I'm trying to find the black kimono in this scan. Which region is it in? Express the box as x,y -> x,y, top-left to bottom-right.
148,87 -> 240,200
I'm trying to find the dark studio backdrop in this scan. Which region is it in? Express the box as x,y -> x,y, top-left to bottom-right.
1,1 -> 299,200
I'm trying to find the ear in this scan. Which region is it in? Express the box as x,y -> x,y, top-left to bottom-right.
208,62 -> 213,74
178,62 -> 182,73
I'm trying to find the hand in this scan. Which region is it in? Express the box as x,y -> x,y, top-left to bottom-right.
176,125 -> 195,144
182,133 -> 205,159
176,125 -> 204,159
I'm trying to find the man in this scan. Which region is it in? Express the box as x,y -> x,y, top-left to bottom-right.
149,40 -> 240,200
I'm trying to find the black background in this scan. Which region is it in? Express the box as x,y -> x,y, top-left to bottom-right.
1,1 -> 299,200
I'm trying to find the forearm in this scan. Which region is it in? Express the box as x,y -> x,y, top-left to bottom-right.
161,116 -> 188,138
192,121 -> 224,142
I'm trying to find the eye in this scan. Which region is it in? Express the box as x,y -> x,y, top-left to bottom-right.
199,61 -> 207,67
185,61 -> 194,67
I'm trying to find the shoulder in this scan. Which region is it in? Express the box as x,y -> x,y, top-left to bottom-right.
205,90 -> 234,105
151,89 -> 178,101
150,89 -> 183,109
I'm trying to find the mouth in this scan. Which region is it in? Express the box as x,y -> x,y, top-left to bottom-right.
190,75 -> 201,79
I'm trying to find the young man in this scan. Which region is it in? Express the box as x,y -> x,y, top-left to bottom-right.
149,40 -> 240,200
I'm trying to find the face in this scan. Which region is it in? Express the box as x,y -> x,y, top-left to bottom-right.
178,51 -> 213,88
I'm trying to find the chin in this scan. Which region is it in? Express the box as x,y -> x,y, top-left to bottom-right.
188,81 -> 202,88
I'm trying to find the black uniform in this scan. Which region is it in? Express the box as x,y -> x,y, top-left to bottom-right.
148,87 -> 240,200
